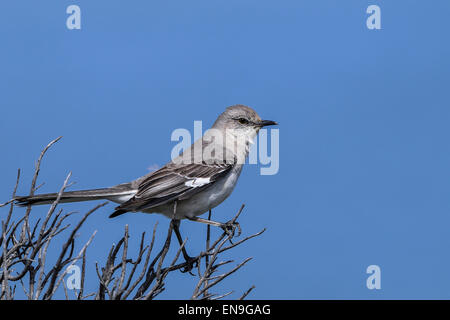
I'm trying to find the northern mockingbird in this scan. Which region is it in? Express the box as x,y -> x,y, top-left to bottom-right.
15,105 -> 277,266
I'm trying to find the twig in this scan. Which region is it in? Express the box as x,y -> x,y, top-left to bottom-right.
239,285 -> 256,300
1,138 -> 265,300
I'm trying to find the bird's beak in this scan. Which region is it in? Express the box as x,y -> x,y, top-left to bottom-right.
257,120 -> 278,127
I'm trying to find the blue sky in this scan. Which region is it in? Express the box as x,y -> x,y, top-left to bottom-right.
1,0 -> 450,299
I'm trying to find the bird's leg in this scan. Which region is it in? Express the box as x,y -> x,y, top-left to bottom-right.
170,200 -> 197,273
171,219 -> 198,274
172,220 -> 194,261
186,216 -> 241,238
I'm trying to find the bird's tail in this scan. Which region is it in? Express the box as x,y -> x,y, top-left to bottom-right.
14,184 -> 136,207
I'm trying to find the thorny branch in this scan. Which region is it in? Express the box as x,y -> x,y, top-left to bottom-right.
0,138 -> 265,300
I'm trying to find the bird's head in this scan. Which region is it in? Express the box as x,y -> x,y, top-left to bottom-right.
197,105 -> 278,164
212,104 -> 278,139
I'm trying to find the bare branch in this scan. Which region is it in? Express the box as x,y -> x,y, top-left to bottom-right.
1,138 -> 265,300
239,285 -> 256,300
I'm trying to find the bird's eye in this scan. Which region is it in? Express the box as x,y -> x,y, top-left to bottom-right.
238,118 -> 249,124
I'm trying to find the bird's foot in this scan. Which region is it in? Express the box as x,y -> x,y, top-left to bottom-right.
221,220 -> 242,239
181,255 -> 198,274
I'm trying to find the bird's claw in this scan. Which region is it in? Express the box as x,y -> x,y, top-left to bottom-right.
221,220 -> 241,239
181,256 -> 198,274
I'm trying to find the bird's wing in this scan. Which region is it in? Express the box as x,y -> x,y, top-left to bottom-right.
114,161 -> 233,213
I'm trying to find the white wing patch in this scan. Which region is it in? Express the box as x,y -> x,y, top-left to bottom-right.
184,177 -> 211,188
105,191 -> 137,204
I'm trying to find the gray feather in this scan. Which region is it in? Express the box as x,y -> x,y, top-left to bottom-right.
14,183 -> 136,206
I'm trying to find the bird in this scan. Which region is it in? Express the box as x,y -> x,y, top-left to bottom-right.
14,105 -> 277,266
